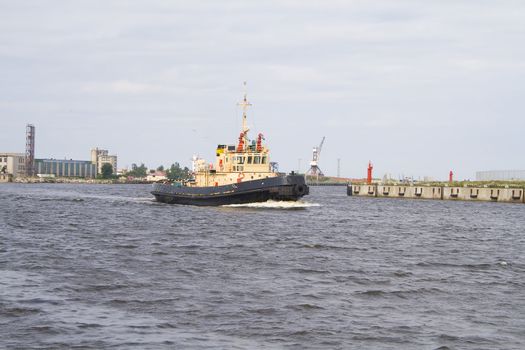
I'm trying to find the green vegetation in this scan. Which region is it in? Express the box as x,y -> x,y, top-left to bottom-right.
100,163 -> 113,179
307,176 -> 525,189
124,162 -> 191,181
166,162 -> 191,181
127,163 -> 148,178
305,175 -> 352,186
440,181 -> 525,188
306,175 -> 349,183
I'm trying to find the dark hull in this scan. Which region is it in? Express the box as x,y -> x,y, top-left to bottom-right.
151,174 -> 309,206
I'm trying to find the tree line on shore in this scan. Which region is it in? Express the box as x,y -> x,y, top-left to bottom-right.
98,162 -> 190,180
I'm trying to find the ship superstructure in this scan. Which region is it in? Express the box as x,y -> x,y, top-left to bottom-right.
190,87 -> 278,187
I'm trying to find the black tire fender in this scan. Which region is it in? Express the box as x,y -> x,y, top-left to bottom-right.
295,184 -> 306,196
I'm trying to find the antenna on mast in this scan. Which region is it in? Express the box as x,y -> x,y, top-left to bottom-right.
237,81 -> 252,134
236,82 -> 252,151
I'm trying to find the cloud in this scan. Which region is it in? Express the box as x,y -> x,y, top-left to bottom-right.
1,1 -> 525,179
82,80 -> 162,94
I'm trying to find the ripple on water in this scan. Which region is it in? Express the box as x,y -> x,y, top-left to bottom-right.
1,184 -> 524,349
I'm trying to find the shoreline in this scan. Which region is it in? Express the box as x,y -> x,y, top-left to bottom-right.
6,177 -> 151,185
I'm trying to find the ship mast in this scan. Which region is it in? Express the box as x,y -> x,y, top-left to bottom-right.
237,82 -> 252,151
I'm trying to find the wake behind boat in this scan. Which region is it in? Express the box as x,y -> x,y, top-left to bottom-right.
151,86 -> 309,206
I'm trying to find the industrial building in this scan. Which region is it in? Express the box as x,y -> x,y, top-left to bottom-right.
2,124 -> 119,179
91,148 -> 117,175
32,148 -> 117,178
0,153 -> 26,177
35,159 -> 97,178
476,170 -> 525,181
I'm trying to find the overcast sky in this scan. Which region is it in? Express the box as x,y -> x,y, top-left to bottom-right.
1,0 -> 524,180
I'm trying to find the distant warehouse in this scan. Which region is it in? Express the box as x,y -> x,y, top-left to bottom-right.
35,159 -> 97,178
0,153 -> 26,176
476,170 -> 525,181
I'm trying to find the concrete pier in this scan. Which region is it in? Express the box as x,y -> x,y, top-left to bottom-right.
348,184 -> 524,204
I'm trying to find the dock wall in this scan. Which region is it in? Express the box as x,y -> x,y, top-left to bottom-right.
348,184 -> 524,204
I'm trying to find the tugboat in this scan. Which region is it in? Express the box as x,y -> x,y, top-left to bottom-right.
151,86 -> 309,206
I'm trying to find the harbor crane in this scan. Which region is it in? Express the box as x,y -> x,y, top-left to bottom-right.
306,136 -> 325,178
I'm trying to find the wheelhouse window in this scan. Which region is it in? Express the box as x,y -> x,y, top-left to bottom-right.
262,156 -> 267,164
254,156 -> 261,164
236,156 -> 245,164
247,156 -> 253,164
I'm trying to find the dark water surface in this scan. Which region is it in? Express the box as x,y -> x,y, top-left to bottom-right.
1,184 -> 524,349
